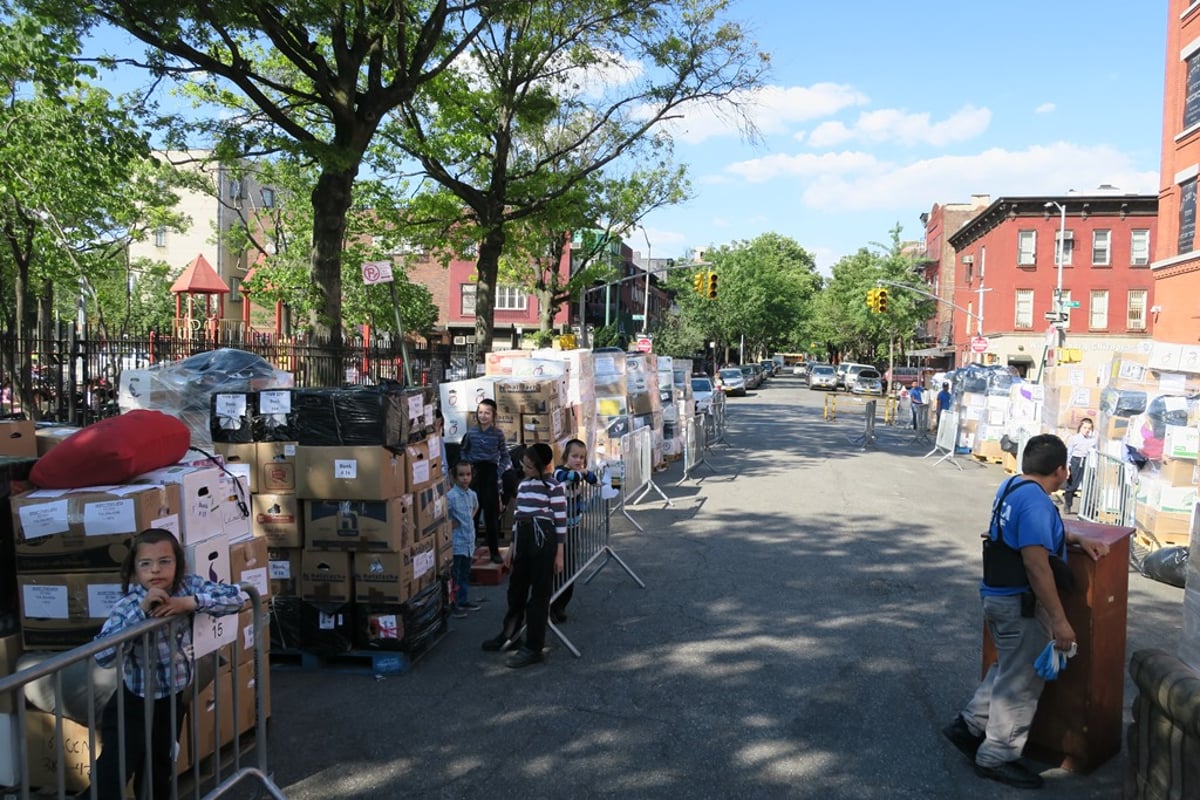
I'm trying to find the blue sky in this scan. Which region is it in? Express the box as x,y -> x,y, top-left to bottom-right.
641,1 -> 1167,271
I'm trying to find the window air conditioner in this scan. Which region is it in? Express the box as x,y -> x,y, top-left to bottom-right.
961,255 -> 974,264
453,336 -> 467,345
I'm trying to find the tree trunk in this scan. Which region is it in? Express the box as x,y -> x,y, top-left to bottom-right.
308,167 -> 357,384
474,224 -> 507,353
537,287 -> 554,332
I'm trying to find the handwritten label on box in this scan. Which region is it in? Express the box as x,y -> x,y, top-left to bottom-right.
334,460 -> 358,480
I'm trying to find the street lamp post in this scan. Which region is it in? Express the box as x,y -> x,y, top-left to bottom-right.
1045,200 -> 1067,340
639,226 -> 652,333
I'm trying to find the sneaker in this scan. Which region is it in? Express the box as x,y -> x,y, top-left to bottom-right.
974,761 -> 1044,789
504,647 -> 544,669
458,601 -> 482,611
450,606 -> 468,619
481,634 -> 507,652
941,715 -> 984,761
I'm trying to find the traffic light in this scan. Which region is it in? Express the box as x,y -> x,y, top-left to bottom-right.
866,288 -> 878,312
877,288 -> 889,313
707,272 -> 718,299
693,272 -> 705,295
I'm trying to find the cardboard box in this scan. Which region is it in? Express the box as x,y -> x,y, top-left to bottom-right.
304,497 -> 413,551
295,445 -> 404,501
1159,458 -> 1199,487
235,606 -> 271,666
0,420 -> 36,458
213,443 -> 258,493
256,441 -> 298,493
24,710 -> 96,792
131,465 -> 224,543
192,668 -> 236,760
185,531 -> 231,585
216,465 -> 252,542
300,550 -> 353,604
234,658 -> 271,735
251,493 -> 302,547
0,712 -> 19,787
1136,504 -> 1193,546
495,378 -> 563,415
12,484 -> 179,573
267,547 -> 302,597
439,378 -> 500,444
521,409 -> 564,443
353,551 -> 414,604
18,572 -> 122,650
495,412 -> 521,445
0,634 -> 21,714
358,608 -> 405,647
484,349 -> 533,376
229,536 -> 270,600
413,482 -> 447,538
1163,425 -> 1200,460
33,425 -> 80,456
403,439 -> 444,494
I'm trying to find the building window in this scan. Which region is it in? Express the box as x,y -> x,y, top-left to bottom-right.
1127,289 -> 1148,331
1131,229 -> 1151,265
1014,289 -> 1034,328
1179,177 -> 1197,254
495,285 -> 529,311
229,277 -> 242,303
1186,51 -> 1200,130
1092,230 -> 1111,266
228,178 -> 242,200
261,188 -> 275,208
1054,230 -> 1074,266
1089,290 -> 1109,330
460,284 -> 476,316
1017,230 -> 1036,266
153,226 -> 167,248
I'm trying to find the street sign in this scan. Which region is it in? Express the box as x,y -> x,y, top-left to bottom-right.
1066,301 -> 1081,308
636,337 -> 653,353
970,336 -> 989,353
631,314 -> 646,321
361,261 -> 394,285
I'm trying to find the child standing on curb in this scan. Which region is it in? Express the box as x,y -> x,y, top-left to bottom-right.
481,443 -> 566,669
448,461 -> 482,618
550,439 -> 598,624
459,398 -> 512,564
89,528 -> 245,800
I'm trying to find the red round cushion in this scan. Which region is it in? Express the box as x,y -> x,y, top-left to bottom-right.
31,410 -> 191,489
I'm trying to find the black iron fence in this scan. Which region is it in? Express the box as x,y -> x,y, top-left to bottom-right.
0,326 -> 471,427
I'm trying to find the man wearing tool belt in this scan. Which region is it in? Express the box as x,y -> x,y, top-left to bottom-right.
942,434 -> 1110,790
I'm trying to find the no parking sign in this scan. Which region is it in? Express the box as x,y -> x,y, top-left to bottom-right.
361,261 -> 394,285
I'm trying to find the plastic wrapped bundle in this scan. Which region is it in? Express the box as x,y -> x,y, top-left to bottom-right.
401,582 -> 445,653
268,596 -> 303,651
252,388 -> 297,441
209,391 -> 257,443
354,605 -> 406,651
1099,386 -> 1147,418
299,601 -> 355,656
293,383 -> 432,447
955,365 -> 992,395
986,367 -> 1021,397
1145,394 -> 1199,438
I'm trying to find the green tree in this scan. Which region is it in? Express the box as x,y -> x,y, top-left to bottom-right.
390,0 -> 767,353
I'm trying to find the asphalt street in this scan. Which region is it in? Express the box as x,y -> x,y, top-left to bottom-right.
265,374 -> 1185,799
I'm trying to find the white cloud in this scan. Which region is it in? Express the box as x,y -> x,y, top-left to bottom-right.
794,142 -> 1159,211
661,82 -> 869,144
807,105 -> 992,148
725,150 -> 880,183
1035,102 -> 1056,114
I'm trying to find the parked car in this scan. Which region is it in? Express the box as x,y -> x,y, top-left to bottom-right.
691,376 -> 716,413
839,363 -> 878,392
760,360 -> 777,377
808,364 -> 838,390
848,367 -> 884,395
717,367 -> 747,396
739,364 -> 759,389
792,362 -> 809,379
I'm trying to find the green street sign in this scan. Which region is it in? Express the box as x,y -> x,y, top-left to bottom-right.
1066,301 -> 1081,308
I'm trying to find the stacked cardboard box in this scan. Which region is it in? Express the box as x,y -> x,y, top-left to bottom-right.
593,352 -> 629,466
438,377 -> 500,444
626,352 -> 664,469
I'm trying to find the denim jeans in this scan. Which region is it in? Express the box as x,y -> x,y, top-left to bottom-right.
452,554 -> 472,605
962,594 -> 1051,767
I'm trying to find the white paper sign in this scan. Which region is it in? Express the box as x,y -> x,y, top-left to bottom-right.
22,584 -> 69,619
427,434 -> 442,456
239,566 -> 268,597
242,623 -> 255,651
192,612 -> 238,658
150,515 -> 181,540
83,500 -> 136,537
258,390 -> 292,415
18,501 -> 70,540
269,560 -> 292,580
411,459 -> 430,486
413,549 -> 435,580
214,394 -> 248,418
319,612 -> 337,630
334,459 -> 358,480
407,394 -> 424,419
283,444 -> 296,457
1160,373 -> 1188,396
1164,395 -> 1189,412
26,489 -> 70,499
86,584 -> 124,618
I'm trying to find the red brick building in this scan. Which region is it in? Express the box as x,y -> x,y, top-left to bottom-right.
945,193 -> 1157,376
1154,1 -> 1200,343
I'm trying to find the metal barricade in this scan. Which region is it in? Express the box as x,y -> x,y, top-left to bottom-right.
547,478 -> 645,658
1078,450 -> 1138,528
705,399 -> 727,446
676,414 -> 713,485
0,585 -> 283,800
611,427 -> 672,532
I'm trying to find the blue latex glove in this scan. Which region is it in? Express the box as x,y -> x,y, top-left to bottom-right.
1033,641 -> 1076,680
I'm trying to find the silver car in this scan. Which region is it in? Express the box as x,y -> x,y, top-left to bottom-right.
691,376 -> 716,413
717,368 -> 747,396
849,368 -> 884,395
808,364 -> 837,390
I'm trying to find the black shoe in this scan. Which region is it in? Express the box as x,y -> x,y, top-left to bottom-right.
941,715 -> 984,761
481,634 -> 507,652
505,647 -> 544,669
459,601 -> 482,611
450,606 -> 468,619
974,761 -> 1044,789
490,554 -> 503,564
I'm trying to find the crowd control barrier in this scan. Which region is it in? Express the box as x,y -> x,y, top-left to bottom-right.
545,478 -> 645,657
822,394 -> 896,424
0,585 -> 283,800
705,400 -> 728,446
1078,450 -> 1137,529
611,427 -> 672,533
677,414 -> 713,485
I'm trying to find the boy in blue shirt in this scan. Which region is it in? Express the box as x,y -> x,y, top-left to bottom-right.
942,434 -> 1109,789
447,461 -> 481,617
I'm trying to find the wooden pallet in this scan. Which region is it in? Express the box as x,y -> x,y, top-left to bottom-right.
971,454 -> 1004,465
269,634 -> 444,677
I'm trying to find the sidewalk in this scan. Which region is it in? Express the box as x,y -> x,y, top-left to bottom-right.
267,377 -> 1184,799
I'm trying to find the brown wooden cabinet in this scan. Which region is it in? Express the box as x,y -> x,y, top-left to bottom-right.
982,520 -> 1134,773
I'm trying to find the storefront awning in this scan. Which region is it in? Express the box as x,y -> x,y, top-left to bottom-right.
907,347 -> 951,357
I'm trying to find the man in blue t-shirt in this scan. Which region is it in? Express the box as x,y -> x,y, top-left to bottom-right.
942,434 -> 1110,790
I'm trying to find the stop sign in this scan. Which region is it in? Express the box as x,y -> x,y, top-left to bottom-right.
970,336 -> 989,353
636,337 -> 653,353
